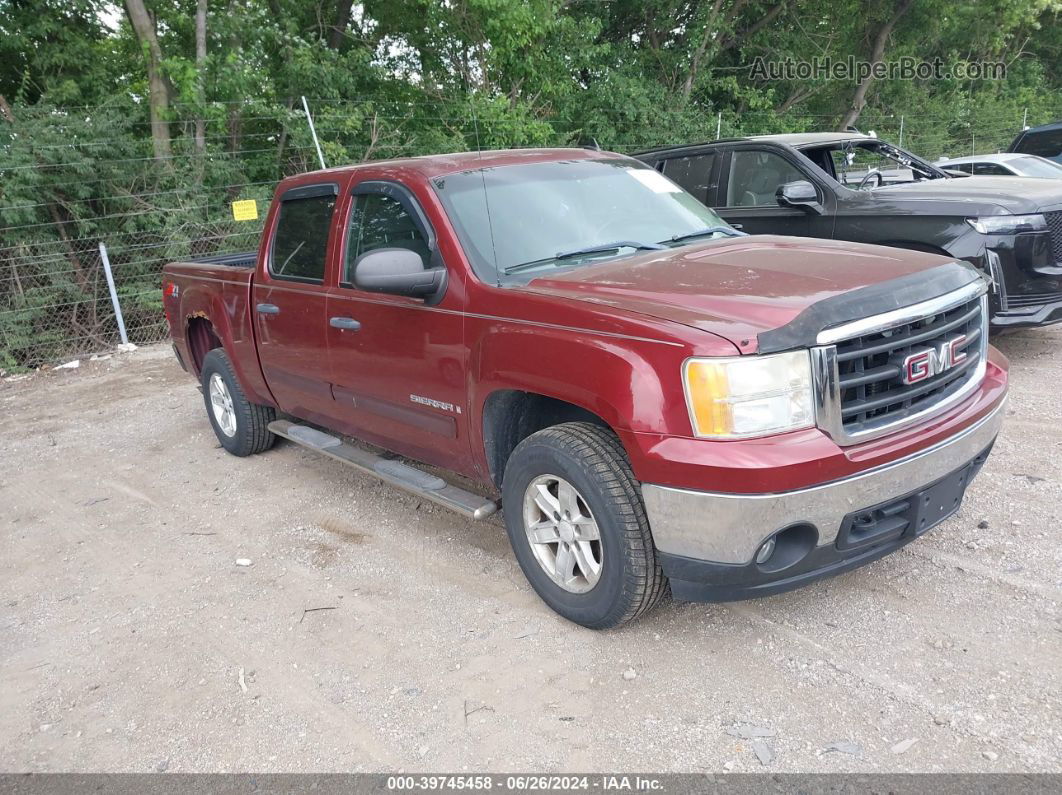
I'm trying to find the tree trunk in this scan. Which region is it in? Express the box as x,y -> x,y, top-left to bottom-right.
276,97 -> 294,165
124,0 -> 172,161
194,0 -> 208,161
225,0 -> 242,160
329,0 -> 354,49
720,1 -> 786,52
680,0 -> 727,104
839,0 -> 915,129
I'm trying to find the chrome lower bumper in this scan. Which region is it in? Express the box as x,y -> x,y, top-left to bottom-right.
641,400 -> 1005,565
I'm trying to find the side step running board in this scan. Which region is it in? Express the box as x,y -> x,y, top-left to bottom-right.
268,420 -> 500,521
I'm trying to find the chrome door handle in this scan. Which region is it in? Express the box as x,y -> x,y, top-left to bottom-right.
329,316 -> 362,331
256,303 -> 280,315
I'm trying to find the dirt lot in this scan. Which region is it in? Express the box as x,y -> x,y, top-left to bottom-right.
1,331 -> 1060,774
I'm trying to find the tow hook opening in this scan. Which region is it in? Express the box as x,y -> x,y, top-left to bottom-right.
755,523 -> 818,573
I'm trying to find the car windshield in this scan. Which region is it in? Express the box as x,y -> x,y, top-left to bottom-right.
1014,156 -> 1062,178
431,158 -> 733,283
813,139 -> 947,188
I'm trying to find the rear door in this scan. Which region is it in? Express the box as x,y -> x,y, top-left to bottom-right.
714,146 -> 814,236
253,182 -> 340,420
325,179 -> 470,472
658,151 -> 720,207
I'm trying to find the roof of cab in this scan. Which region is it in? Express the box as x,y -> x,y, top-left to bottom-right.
287,147 -> 616,183
748,132 -> 873,146
1019,120 -> 1062,134
633,131 -> 872,157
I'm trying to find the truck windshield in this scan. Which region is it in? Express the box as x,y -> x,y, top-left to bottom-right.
431,158 -> 732,283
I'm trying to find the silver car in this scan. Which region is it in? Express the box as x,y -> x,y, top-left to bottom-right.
936,152 -> 1062,179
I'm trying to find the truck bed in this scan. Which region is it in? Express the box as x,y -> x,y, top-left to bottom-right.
186,250 -> 257,268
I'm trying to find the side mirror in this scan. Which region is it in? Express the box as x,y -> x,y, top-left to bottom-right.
776,180 -> 822,213
353,248 -> 447,302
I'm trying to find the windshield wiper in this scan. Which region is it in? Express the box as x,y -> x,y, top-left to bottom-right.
555,240 -> 666,259
666,226 -> 748,244
503,240 -> 664,275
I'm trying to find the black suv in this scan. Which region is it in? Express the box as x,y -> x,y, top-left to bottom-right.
1009,120 -> 1062,165
636,133 -> 1062,330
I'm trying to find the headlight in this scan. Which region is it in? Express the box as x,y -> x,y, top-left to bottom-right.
966,214 -> 1047,234
682,351 -> 814,439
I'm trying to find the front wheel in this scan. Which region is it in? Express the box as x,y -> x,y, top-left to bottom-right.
200,349 -> 276,456
501,422 -> 668,629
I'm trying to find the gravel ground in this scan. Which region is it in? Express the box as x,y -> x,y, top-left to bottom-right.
1,331 -> 1060,774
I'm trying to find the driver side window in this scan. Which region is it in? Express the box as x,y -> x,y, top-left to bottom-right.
726,150 -> 805,207
343,194 -> 431,284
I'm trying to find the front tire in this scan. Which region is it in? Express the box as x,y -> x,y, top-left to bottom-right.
501,422 -> 667,629
200,349 -> 276,457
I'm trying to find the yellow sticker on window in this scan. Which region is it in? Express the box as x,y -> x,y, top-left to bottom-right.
231,199 -> 258,221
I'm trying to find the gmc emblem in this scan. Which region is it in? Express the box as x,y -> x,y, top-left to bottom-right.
900,334 -> 968,385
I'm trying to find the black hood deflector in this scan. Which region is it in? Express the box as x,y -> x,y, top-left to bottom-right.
757,260 -> 984,353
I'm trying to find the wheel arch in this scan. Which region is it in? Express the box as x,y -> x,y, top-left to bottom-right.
481,389 -> 618,489
176,283 -> 275,407
186,316 -> 222,375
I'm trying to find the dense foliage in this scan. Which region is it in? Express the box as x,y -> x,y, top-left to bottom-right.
1,0 -> 1060,368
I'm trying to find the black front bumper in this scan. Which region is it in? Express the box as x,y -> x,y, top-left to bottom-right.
660,443 -> 994,603
990,296 -> 1062,330
985,229 -> 1062,330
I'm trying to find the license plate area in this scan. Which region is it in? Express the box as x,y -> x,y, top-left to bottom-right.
836,443 -> 993,552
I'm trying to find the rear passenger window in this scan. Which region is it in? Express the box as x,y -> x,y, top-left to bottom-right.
973,162 -> 1011,176
344,194 -> 431,284
1016,130 -> 1062,162
270,194 -> 336,282
662,154 -> 716,203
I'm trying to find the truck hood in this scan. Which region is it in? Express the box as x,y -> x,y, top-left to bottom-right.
871,175 -> 1062,214
519,235 -> 979,351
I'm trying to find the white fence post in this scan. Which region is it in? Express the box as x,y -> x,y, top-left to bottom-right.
301,95 -> 327,170
98,241 -> 128,346
716,111 -> 722,140
898,115 -> 904,148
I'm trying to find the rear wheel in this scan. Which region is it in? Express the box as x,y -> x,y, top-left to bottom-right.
200,349 -> 276,456
501,422 -> 667,628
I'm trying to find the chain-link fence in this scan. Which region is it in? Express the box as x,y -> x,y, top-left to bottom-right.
0,220 -> 264,367
0,99 -> 1048,372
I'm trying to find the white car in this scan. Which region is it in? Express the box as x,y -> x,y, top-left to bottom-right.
935,152 -> 1062,178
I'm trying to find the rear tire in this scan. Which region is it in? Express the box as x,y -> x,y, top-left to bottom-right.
200,349 -> 276,457
501,422 -> 668,629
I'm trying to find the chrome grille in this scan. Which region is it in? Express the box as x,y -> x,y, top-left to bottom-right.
1047,211 -> 1062,264
813,281 -> 989,445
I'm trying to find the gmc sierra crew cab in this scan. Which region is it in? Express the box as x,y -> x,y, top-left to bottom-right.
163,148 -> 1009,629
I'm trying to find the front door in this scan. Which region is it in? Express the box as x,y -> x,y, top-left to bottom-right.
253,183 -> 339,421
325,181 -> 470,472
715,148 -> 813,236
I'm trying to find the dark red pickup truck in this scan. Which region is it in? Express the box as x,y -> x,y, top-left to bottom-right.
163,148 -> 1008,628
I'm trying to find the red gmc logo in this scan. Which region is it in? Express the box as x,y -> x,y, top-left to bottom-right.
901,334 -> 968,385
